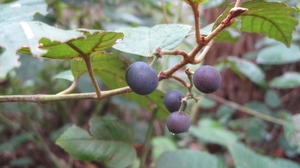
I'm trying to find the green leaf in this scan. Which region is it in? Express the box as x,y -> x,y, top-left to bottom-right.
216,105 -> 236,123
270,72 -> 300,89
199,96 -> 216,109
225,57 -> 266,87
215,1 -> 298,46
9,157 -> 33,167
284,114 -> 300,151
71,53 -> 169,118
229,143 -> 300,168
192,119 -> 300,168
189,119 -> 239,146
151,137 -> 177,162
264,90 -> 281,108
0,0 -> 47,78
245,101 -> 272,115
156,149 -> 222,168
19,24 -> 123,59
0,133 -> 32,154
56,125 -> 136,168
89,117 -> 134,143
53,70 -> 74,81
113,24 -> 191,57
257,44 -> 300,65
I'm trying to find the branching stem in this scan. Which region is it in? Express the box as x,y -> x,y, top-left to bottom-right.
67,42 -> 102,98
0,0 -> 247,103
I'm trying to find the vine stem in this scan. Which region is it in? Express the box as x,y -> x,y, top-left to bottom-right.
207,94 -> 288,126
139,108 -> 158,168
66,42 -> 102,98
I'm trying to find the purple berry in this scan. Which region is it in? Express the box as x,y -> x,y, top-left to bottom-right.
166,112 -> 191,134
193,65 -> 222,93
126,62 -> 158,95
164,90 -> 184,112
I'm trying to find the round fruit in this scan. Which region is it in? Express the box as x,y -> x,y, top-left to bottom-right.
166,112 -> 191,134
126,62 -> 158,95
193,65 -> 222,93
164,90 -> 184,112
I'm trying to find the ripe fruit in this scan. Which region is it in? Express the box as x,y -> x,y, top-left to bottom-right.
166,112 -> 191,134
193,65 -> 222,93
164,90 -> 184,112
126,62 -> 158,95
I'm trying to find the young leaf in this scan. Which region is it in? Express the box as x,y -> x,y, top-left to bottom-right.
71,53 -> 169,118
225,56 -> 266,88
270,72 -> 300,89
113,24 -> 191,57
214,1 -> 299,46
257,44 -> 300,65
56,125 -> 136,168
156,150 -> 222,168
0,0 -> 47,79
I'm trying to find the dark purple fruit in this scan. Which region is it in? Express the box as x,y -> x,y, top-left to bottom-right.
166,112 -> 191,134
126,62 -> 158,95
193,65 -> 222,93
164,90 -> 184,112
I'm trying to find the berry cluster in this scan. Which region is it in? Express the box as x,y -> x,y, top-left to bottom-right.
126,61 -> 222,134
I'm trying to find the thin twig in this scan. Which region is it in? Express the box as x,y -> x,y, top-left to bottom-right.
0,86 -> 131,103
185,69 -> 199,102
160,49 -> 189,60
191,4 -> 201,45
57,80 -> 77,95
204,7 -> 248,42
194,39 -> 214,64
67,42 -> 102,98
207,94 -> 287,126
170,75 -> 189,88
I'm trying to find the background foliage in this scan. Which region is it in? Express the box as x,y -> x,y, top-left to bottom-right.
0,0 -> 300,168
